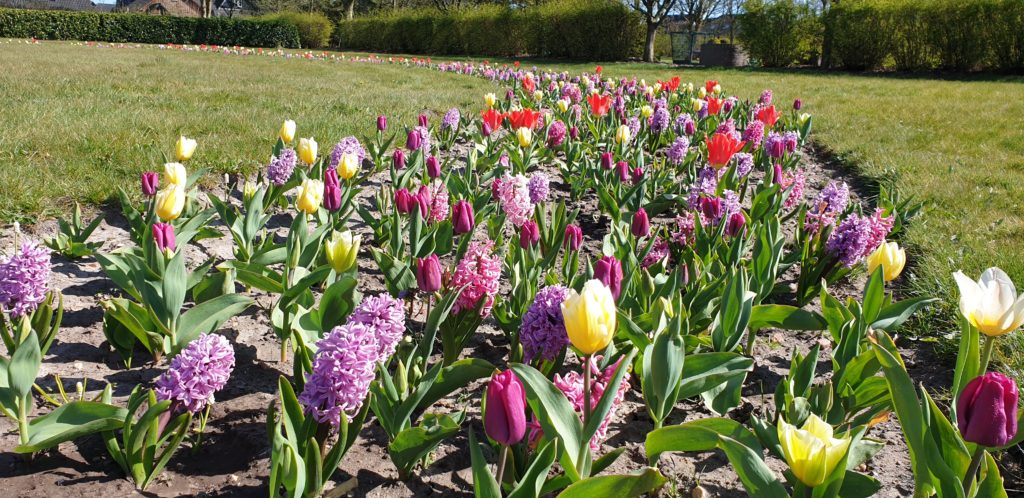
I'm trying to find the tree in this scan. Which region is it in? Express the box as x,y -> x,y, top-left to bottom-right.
628,0 -> 680,62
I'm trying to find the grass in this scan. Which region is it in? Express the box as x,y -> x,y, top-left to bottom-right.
3,41 -> 1024,372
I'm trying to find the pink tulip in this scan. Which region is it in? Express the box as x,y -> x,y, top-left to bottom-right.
152,223 -> 176,253
484,370 -> 526,445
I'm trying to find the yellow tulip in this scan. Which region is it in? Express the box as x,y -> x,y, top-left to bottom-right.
557,99 -> 570,113
614,124 -> 631,145
866,241 -> 906,282
338,153 -> 359,180
954,267 -> 1024,337
653,83 -> 663,93
175,136 -> 197,161
164,162 -> 187,186
778,414 -> 852,488
641,105 -> 654,118
691,98 -> 703,113
713,83 -> 722,94
296,178 -> 324,214
484,93 -> 497,108
155,185 -> 186,221
242,181 -> 258,204
325,230 -> 360,273
697,87 -> 707,98
686,82 -> 694,93
280,120 -> 296,143
561,279 -> 616,355
799,113 -> 812,125
516,127 -> 533,148
297,137 -> 318,165
532,90 -> 544,102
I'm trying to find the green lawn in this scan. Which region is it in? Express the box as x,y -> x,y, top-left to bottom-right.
3,41 -> 1024,370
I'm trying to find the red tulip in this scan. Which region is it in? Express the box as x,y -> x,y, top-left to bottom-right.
323,168 -> 341,212
395,188 -> 414,214
522,75 -> 536,94
756,105 -> 781,128
484,370 -> 527,445
706,132 -> 746,169
957,372 -> 1019,447
587,94 -> 612,117
392,148 -> 406,169
600,151 -> 614,170
481,108 -> 504,133
376,115 -> 387,132
704,80 -> 718,93
725,212 -> 746,237
616,161 -> 630,182
508,109 -> 541,130
706,97 -> 724,115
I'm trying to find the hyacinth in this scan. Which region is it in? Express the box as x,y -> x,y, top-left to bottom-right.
0,241 -> 51,318
299,323 -> 377,427
441,107 -> 461,131
627,116 -> 641,138
816,181 -> 850,214
721,190 -> 741,220
672,212 -> 697,246
520,285 -> 572,363
826,214 -> 874,267
743,120 -> 765,149
528,357 -> 630,451
760,88 -> 773,105
642,237 -> 671,269
675,114 -> 695,135
666,136 -> 689,165
735,153 -> 754,177
413,125 -> 432,153
716,118 -> 737,136
423,181 -> 450,224
329,136 -> 366,170
154,334 -> 235,414
780,169 -> 806,210
350,293 -> 406,363
546,120 -> 566,148
687,166 -> 721,209
528,173 -> 551,204
650,106 -> 670,133
267,148 -> 297,186
865,208 -> 895,253
497,174 -> 535,227
784,131 -> 800,152
450,239 -> 502,317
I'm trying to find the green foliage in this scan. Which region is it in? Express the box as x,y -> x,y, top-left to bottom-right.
261,11 -> 333,49
0,8 -> 300,48
738,0 -> 822,67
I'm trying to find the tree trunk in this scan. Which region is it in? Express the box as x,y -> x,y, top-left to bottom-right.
346,0 -> 355,20
644,21 -> 658,62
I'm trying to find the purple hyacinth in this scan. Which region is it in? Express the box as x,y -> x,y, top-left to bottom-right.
0,240 -> 50,318
641,238 -> 671,269
783,131 -> 800,153
687,166 -> 721,209
676,114 -> 695,135
627,116 -> 641,138
734,153 -> 754,177
816,181 -> 850,214
743,120 -> 765,149
329,136 -> 366,170
267,148 -> 297,186
299,323 -> 378,427
349,294 -> 406,363
442,107 -> 461,131
826,214 -> 873,267
666,136 -> 689,165
520,285 -> 572,363
547,120 -> 567,148
765,132 -> 785,158
528,173 -> 551,204
650,106 -> 670,134
154,334 -> 235,414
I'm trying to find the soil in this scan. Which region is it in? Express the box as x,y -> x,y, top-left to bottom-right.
0,143 -> 955,498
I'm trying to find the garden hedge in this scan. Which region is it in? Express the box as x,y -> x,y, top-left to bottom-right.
0,8 -> 300,48
332,0 -> 644,60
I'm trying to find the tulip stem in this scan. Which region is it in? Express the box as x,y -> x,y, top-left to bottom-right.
495,444 -> 509,490
583,355 -> 592,426
979,335 -> 996,375
963,446 -> 986,493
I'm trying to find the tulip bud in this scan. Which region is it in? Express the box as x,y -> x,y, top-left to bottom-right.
415,254 -> 442,293
141,171 -> 159,197
324,230 -> 360,274
519,220 -> 540,248
426,155 -> 441,178
175,136 -> 197,161
569,126 -> 579,140
280,120 -> 296,143
562,279 -> 617,355
631,208 -> 650,238
600,151 -> 614,170
700,196 -> 723,222
392,148 -> 406,169
452,200 -> 474,235
481,121 -> 493,138
866,241 -> 906,282
484,370 -> 527,445
296,178 -> 324,214
155,185 -> 186,222
297,137 -> 318,165
725,212 -> 746,237
957,372 -> 1019,447
684,119 -> 696,136
151,222 -> 176,254
406,129 -> 422,151
794,98 -> 803,111
418,114 -> 429,128
376,115 -> 387,132
337,153 -> 359,180
395,188 -> 414,214
243,181 -> 258,204
778,414 -> 852,487
616,161 -> 630,182
564,224 -> 583,251
631,166 -> 644,184
322,169 -> 342,212
594,255 -> 623,300
164,162 -> 187,186
772,164 -> 784,185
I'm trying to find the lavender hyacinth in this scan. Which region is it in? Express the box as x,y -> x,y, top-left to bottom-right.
734,153 -> 754,177
528,173 -> 551,204
349,294 -> 406,363
155,334 -> 235,414
650,106 -> 670,134
0,240 -> 50,318
826,214 -> 874,267
299,323 -> 378,427
329,136 -> 366,170
441,108 -> 461,131
627,116 -> 641,138
816,181 -> 850,214
267,148 -> 297,186
520,285 -> 572,362
666,136 -> 689,165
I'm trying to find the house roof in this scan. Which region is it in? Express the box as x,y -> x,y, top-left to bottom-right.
0,0 -> 114,11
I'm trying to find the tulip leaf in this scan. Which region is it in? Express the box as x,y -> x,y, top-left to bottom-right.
175,294 -> 252,351
508,438 -> 558,498
556,467 -> 667,498
468,430 -> 501,498
870,297 -> 938,332
15,400 -> 128,453
590,446 -> 626,475
748,304 -> 826,331
646,418 -> 760,462
951,315 -> 980,422
921,386 -> 970,475
421,358 -> 495,409
977,452 -> 1009,498
388,411 -> 463,477
716,435 -> 789,498
510,363 -> 585,479
314,275 -> 361,332
676,352 -> 753,401
836,471 -> 882,498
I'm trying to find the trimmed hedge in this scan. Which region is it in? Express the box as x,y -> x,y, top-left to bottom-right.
333,0 -> 644,60
826,0 -> 1024,71
260,11 -> 333,49
0,8 -> 300,48
737,0 -> 821,67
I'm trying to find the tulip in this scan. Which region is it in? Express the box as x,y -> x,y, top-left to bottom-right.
614,124 -> 631,145
564,224 -> 583,251
713,83 -> 722,94
392,148 -> 406,169
151,222 -> 176,254
866,241 -> 906,282
395,188 -> 415,214
557,99 -> 570,113
616,161 -> 630,182
794,99 -> 802,110
337,152 -> 359,180
725,211 -> 746,237
706,132 -> 746,169
175,136 -> 197,161
322,169 -> 342,212
700,197 -> 723,222
296,178 -> 324,214
141,171 -> 159,197
324,230 -> 360,274
772,164 -> 784,185
641,105 -> 653,118
684,119 -> 696,136
280,120 -> 296,143
484,92 -> 497,108
799,113 -> 811,125
631,208 -> 650,238
376,115 -> 387,132
519,220 -> 540,248
415,254 -> 442,293
481,121 -> 494,138
406,129 -> 422,151
778,414 -> 852,488
562,279 -> 616,355
691,98 -> 704,113
631,166 -> 644,184
516,127 -> 532,148
957,372 -> 1018,448
418,114 -> 429,127
954,267 -> 1024,337
243,181 -> 257,204
451,200 -> 474,235
484,370 -> 527,488
594,255 -> 623,300
569,126 -> 579,140
155,185 -> 186,222
426,155 -> 441,178
414,188 -> 430,218
600,151 -> 614,170
164,162 -> 187,186
297,137 -> 318,165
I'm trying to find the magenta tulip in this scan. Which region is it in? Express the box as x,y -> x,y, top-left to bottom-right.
323,169 -> 341,212
415,254 -> 442,293
141,171 -> 159,197
406,129 -> 422,151
600,151 -> 614,170
616,161 -> 630,182
377,115 -> 387,132
700,197 -> 723,222
594,255 -> 623,299
152,223 -> 176,253
631,208 -> 650,238
957,372 -> 1019,447
452,200 -> 474,235
725,212 -> 746,237
564,224 -> 582,251
484,370 -> 526,445
392,148 -> 406,169
772,164 -> 784,185
395,188 -> 415,214
426,155 -> 441,178
519,220 -> 540,248
418,114 -> 429,127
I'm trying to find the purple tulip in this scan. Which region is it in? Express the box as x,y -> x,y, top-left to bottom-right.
484,370 -> 526,445
765,134 -> 785,158
601,151 -> 614,170
616,161 -> 630,182
723,99 -> 734,113
772,164 -> 784,185
395,188 -> 414,214
141,171 -> 159,197
631,208 -> 650,237
519,220 -> 540,248
481,121 -> 493,137
406,129 -> 422,151
631,166 -> 644,184
323,169 -> 342,212
684,119 -> 696,136
377,115 -> 388,132
564,224 -> 582,251
418,114 -> 429,127
152,223 -> 176,253
594,255 -> 623,299
700,197 -> 723,222
793,98 -> 802,111
725,212 -> 746,237
414,187 -> 430,218
426,155 -> 441,178
569,126 -> 579,140
452,200 -> 474,235
415,254 -> 442,293
957,372 -> 1019,447
392,148 -> 406,169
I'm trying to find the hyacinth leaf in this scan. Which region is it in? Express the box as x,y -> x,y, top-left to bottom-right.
676,352 -> 753,402
468,430 -> 501,498
507,438 -> 558,498
420,358 -> 495,409
645,417 -> 760,463
141,411 -> 191,490
716,435 -> 788,498
556,467 -> 667,498
870,297 -> 937,332
174,294 -> 252,351
14,400 -> 128,453
747,305 -> 826,332
510,362 -> 586,481
388,411 -> 464,478
8,330 -> 41,400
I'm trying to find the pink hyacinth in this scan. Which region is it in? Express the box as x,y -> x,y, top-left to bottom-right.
0,240 -> 51,318
497,173 -> 535,227
299,323 -> 378,427
449,239 -> 501,317
155,334 -> 235,414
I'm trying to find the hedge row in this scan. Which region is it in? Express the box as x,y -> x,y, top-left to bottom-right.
826,0 -> 1024,71
333,0 -> 645,60
0,8 -> 300,48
